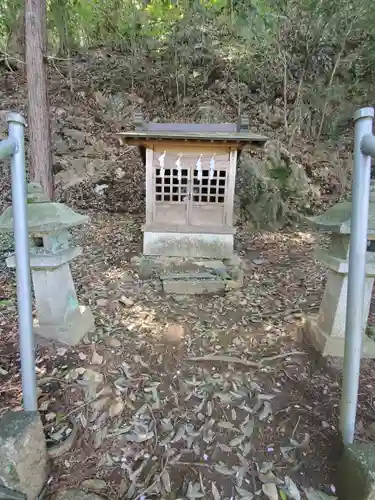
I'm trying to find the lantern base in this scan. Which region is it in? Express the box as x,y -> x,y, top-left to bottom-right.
33,305 -> 94,346
303,316 -> 375,358
338,442 -> 375,500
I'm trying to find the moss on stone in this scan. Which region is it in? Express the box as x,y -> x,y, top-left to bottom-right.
338,442 -> 375,500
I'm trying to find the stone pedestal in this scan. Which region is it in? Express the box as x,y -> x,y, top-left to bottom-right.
338,442 -> 375,500
6,245 -> 94,345
0,183 -> 94,346
304,274 -> 375,357
304,203 -> 375,357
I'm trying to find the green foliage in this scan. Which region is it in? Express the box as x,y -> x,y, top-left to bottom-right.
2,0 -> 375,140
0,0 -> 22,39
0,299 -> 12,306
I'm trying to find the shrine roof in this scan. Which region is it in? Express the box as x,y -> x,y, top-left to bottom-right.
117,121 -> 268,146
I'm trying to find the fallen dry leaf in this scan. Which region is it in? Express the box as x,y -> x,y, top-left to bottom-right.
108,397 -> 124,417
262,483 -> 279,500
284,476 -> 301,500
81,479 -> 107,491
91,349 -> 104,365
120,295 -> 134,307
211,481 -> 220,500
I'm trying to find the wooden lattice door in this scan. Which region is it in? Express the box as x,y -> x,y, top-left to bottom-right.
150,148 -> 233,228
189,155 -> 229,227
152,160 -> 190,226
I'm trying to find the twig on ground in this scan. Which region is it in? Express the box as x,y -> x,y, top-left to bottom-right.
148,404 -> 159,456
188,351 -> 306,368
292,415 -> 301,440
261,351 -> 306,363
187,355 -> 260,368
58,389 -> 105,422
45,55 -> 72,61
199,471 -> 206,495
0,49 -> 24,67
174,461 -> 212,468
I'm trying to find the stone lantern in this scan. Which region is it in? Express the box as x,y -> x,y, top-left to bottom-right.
304,182 -> 375,357
0,183 -> 94,345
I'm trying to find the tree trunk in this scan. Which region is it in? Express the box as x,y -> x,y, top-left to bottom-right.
25,0 -> 53,199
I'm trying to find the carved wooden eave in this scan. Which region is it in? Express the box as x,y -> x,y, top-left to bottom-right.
117,117 -> 268,165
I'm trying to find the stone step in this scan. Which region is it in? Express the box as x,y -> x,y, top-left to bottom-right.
161,272 -> 225,295
160,271 -> 217,281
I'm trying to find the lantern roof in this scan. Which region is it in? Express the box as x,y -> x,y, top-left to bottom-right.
0,183 -> 88,234
307,184 -> 375,235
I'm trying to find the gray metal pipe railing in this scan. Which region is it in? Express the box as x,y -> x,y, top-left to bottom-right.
0,138 -> 17,159
340,107 -> 375,444
0,113 -> 37,411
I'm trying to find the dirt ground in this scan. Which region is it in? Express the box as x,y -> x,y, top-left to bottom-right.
1,215 -> 375,500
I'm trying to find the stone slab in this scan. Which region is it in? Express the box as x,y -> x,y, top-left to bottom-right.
338,442 -> 375,500
229,266 -> 244,285
34,305 -> 95,346
193,260 -> 231,278
134,254 -> 244,289
0,485 -> 26,500
223,254 -> 243,268
303,316 -> 375,358
163,277 -> 225,295
193,259 -> 226,269
0,411 -> 47,500
143,230 -> 234,258
161,271 -> 214,280
225,279 -> 242,290
133,255 -> 186,280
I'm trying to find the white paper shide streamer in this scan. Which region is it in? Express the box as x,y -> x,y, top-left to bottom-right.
209,154 -> 216,179
196,154 -> 203,181
158,150 -> 166,177
175,153 -> 182,182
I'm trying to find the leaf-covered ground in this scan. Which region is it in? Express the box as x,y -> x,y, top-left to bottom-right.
2,216 -> 375,500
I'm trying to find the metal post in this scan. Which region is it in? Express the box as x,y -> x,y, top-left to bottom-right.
7,113 -> 37,412
0,138 -> 18,159
340,107 -> 375,444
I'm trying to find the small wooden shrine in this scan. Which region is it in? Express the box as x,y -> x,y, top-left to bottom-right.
118,114 -> 268,258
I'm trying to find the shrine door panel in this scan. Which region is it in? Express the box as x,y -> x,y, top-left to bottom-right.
189,157 -> 229,227
152,149 -> 230,228
153,165 -> 189,225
